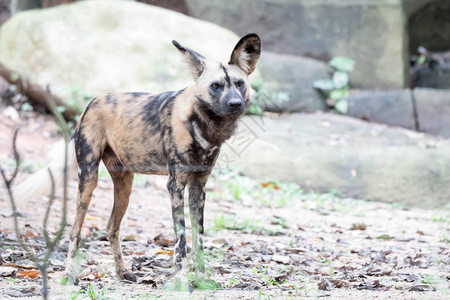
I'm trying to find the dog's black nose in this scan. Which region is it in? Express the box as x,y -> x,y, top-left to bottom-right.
228,99 -> 242,109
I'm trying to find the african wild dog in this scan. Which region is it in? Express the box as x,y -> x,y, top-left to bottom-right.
13,33 -> 261,284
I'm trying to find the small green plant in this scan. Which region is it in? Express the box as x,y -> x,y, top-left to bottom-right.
249,78 -> 289,115
211,214 -> 279,235
5,277 -> 16,283
431,214 -> 449,223
313,56 -> 355,114
227,276 -> 238,287
72,283 -> 112,300
211,170 -> 303,208
261,274 -> 278,286
251,266 -> 268,275
258,289 -> 275,300
422,274 -> 439,285
376,234 -> 394,240
67,84 -> 93,114
321,258 -> 334,279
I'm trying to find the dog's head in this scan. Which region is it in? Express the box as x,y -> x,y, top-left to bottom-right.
173,33 -> 261,117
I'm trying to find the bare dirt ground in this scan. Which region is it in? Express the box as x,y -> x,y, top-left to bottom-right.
0,106 -> 449,299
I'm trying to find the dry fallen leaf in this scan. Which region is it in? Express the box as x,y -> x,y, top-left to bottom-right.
23,229 -> 37,239
350,223 -> 367,230
153,234 -> 174,247
17,270 -> 40,278
156,250 -> 174,255
285,247 -> 307,254
85,215 -> 102,221
148,248 -> 174,256
3,263 -> 36,270
260,182 -> 280,190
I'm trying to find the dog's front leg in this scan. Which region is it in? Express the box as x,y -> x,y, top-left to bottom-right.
188,174 -> 208,277
188,173 -> 219,289
166,174 -> 189,283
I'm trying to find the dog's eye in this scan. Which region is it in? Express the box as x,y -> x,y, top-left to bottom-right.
211,83 -> 220,89
236,81 -> 244,88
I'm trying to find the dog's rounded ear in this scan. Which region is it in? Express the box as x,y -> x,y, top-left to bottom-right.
228,33 -> 261,75
173,40 -> 206,80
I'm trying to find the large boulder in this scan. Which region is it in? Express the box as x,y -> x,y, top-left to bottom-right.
414,88 -> 450,138
258,51 -> 329,112
185,0 -> 409,90
219,113 -> 450,209
347,89 -> 416,130
0,0 -> 257,108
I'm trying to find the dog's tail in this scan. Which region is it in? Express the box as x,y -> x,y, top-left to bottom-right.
12,139 -> 78,202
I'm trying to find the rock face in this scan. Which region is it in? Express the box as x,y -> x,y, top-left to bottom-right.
0,0 -> 251,107
220,113 -> 450,209
413,64 -> 450,89
347,90 -> 416,130
186,0 -> 409,90
414,88 -> 450,138
258,51 -> 329,112
409,0 -> 450,52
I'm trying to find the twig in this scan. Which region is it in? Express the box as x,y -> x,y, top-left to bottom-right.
0,86 -> 73,300
0,129 -> 36,258
43,170 -> 56,246
0,241 -> 47,249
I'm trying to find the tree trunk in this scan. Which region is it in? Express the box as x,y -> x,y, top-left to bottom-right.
0,63 -> 77,120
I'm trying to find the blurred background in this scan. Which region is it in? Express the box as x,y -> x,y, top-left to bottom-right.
0,0 -> 450,209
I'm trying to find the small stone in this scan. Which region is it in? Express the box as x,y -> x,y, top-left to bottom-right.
123,234 -> 136,242
272,255 -> 291,264
0,266 -> 16,277
3,106 -> 19,121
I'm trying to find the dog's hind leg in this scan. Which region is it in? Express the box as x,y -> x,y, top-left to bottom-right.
103,152 -> 136,282
65,126 -> 104,284
65,161 -> 100,283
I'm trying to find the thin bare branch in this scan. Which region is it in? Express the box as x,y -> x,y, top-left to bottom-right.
43,169 -> 56,246
1,130 -> 37,263
0,86 -> 73,300
0,241 -> 46,249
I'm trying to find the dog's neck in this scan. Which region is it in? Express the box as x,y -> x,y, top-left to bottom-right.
191,101 -> 240,148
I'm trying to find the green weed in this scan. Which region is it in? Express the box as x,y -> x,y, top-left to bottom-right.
376,234 -> 394,240
257,289 -> 275,300
431,214 -> 450,223
71,283 -> 112,300
313,56 -> 355,114
211,214 -> 280,235
249,78 -> 290,115
422,274 -> 439,285
209,170 -> 303,208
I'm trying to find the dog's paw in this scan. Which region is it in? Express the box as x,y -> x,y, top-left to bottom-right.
191,277 -> 220,290
118,269 -> 137,282
164,276 -> 192,292
62,273 -> 79,286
